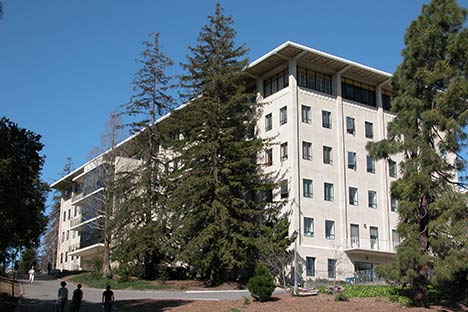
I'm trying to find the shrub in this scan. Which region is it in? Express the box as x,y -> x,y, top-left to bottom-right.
335,293 -> 349,301
247,263 -> 276,302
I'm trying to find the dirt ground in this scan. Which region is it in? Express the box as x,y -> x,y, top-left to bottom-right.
0,279 -> 20,312
123,294 -> 468,312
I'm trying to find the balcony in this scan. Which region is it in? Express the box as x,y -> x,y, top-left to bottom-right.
71,187 -> 104,206
344,237 -> 396,257
69,215 -> 104,231
68,243 -> 104,258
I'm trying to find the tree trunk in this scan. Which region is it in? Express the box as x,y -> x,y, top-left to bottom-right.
102,235 -> 111,277
413,194 -> 429,307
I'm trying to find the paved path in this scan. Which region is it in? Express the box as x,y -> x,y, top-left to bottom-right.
17,276 -> 285,311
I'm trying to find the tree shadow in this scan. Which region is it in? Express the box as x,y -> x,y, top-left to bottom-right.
18,297 -> 194,311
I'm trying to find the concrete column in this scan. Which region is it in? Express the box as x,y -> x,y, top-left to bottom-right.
289,57 -> 302,244
375,84 -> 391,250
334,72 -> 348,249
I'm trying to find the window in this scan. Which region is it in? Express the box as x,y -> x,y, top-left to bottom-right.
68,209 -> 71,220
389,160 -> 397,177
280,179 -> 289,199
306,257 -> 315,276
302,105 -> 312,123
392,230 -> 400,250
325,220 -> 335,240
370,226 -> 379,250
302,141 -> 312,160
323,146 -> 333,164
365,122 -> 374,139
66,230 -> 69,241
347,151 -> 357,170
349,187 -> 358,205
65,252 -> 68,262
322,110 -> 332,129
342,78 -> 376,107
303,179 -> 313,198
60,253 -> 63,264
63,211 -> 66,222
265,113 -> 272,131
280,106 -> 287,125
368,191 -> 377,208
346,117 -> 355,134
61,232 -> 65,243
280,142 -> 288,161
304,217 -> 314,237
351,224 -> 360,247
74,206 -> 77,217
328,259 -> 336,279
265,148 -> 273,166
382,89 -> 394,111
297,67 -> 332,94
263,69 -> 289,97
258,189 -> 273,202
324,182 -> 334,201
391,196 -> 398,212
366,155 -> 375,173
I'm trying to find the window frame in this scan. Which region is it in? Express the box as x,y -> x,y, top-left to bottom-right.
365,121 -> 374,139
303,179 -> 313,198
322,110 -> 332,129
349,187 -> 358,206
280,142 -> 288,161
325,220 -> 336,240
324,182 -> 334,202
368,190 -> 377,208
323,146 -> 333,165
302,141 -> 312,160
302,105 -> 312,124
346,117 -> 355,135
347,151 -> 357,170
265,113 -> 272,131
279,106 -> 288,125
304,217 -> 314,237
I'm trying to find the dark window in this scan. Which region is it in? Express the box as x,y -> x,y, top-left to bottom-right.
265,149 -> 273,166
389,160 -> 397,177
323,146 -> 333,164
265,113 -> 272,131
347,151 -> 357,170
382,90 -> 394,111
264,69 -> 289,97
280,142 -> 288,161
325,220 -> 335,240
349,187 -> 358,205
297,67 -> 332,94
368,191 -> 377,208
366,155 -> 375,173
324,183 -> 334,201
365,122 -> 374,139
342,78 -> 376,107
306,257 -> 315,276
303,179 -> 313,198
302,105 -> 312,123
346,117 -> 355,134
302,141 -> 312,160
328,259 -> 336,279
391,196 -> 398,212
280,106 -> 287,125
304,217 -> 314,237
322,110 -> 332,128
280,180 -> 289,199
370,226 -> 379,250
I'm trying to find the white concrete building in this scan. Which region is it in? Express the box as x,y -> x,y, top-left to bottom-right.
52,41 -> 402,280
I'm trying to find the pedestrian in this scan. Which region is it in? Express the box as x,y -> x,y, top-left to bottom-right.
28,266 -> 35,284
47,262 -> 52,275
70,283 -> 83,312
57,281 -> 68,312
102,285 -> 114,312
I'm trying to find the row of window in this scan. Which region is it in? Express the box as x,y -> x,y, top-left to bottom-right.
263,69 -> 289,97
61,229 -> 80,243
304,257 -> 337,278
304,218 -> 336,239
342,78 -> 377,107
62,206 -> 79,221
297,67 -> 332,95
265,106 -> 333,131
59,252 -> 79,264
266,142 -> 398,178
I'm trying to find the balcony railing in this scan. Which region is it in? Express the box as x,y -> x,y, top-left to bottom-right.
345,238 -> 397,253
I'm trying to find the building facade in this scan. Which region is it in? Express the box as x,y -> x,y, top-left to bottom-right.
52,42 -> 405,280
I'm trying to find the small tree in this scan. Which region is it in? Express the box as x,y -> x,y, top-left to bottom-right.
247,263 -> 276,302
18,247 -> 37,274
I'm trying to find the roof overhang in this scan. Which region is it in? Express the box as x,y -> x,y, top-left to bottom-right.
247,41 -> 392,87
68,243 -> 104,258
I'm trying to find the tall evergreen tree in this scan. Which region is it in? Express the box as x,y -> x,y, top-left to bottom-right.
0,117 -> 47,266
167,4 -> 283,285
114,33 -> 175,279
368,0 -> 468,306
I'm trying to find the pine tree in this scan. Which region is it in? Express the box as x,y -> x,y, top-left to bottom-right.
115,33 -> 175,279
167,4 -> 283,285
368,0 -> 468,306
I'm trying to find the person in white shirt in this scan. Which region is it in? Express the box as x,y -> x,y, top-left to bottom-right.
28,266 -> 35,284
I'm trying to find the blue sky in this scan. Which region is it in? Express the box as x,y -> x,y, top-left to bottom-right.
1,0 -> 467,192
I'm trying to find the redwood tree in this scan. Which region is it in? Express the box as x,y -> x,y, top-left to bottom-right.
368,0 -> 468,306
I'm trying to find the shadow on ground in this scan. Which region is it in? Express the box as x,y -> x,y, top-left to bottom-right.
18,297 -> 193,312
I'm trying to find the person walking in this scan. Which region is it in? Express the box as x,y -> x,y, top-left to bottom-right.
70,283 -> 83,312
28,266 -> 35,284
102,285 -> 114,312
57,281 -> 68,312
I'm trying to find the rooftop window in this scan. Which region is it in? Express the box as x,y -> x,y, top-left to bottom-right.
298,67 -> 332,94
264,69 -> 289,97
342,78 -> 376,107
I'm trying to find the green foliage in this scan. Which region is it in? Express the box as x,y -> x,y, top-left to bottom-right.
334,293 -> 349,302
247,263 -> 276,302
166,3 -> 286,285
69,272 -> 174,290
0,117 -> 47,264
366,0 -> 468,307
242,296 -> 250,305
18,248 -> 37,274
89,257 -> 103,278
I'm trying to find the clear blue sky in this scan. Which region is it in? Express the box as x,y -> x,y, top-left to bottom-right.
1,0 -> 467,190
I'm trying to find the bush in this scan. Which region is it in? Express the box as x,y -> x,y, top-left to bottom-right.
335,293 -> 349,301
247,263 -> 276,302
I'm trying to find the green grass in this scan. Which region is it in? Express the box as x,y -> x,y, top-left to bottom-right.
69,272 -> 178,290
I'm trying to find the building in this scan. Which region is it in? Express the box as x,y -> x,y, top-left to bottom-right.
52,41 -> 404,280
